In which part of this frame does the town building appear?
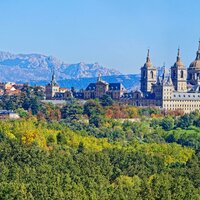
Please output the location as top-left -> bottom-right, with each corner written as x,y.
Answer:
44,41 -> 200,113
0,82 -> 22,96
83,74 -> 126,100
45,67 -> 72,100
121,41 -> 200,113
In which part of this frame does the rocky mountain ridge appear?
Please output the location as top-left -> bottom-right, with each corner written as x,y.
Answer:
0,51 -> 122,82
0,51 -> 140,90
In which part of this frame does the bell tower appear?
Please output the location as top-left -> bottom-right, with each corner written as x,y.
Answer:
171,48 -> 187,92
45,67 -> 60,100
141,49 -> 157,95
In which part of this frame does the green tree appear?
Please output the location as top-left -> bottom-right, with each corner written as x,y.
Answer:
61,102 -> 83,121
15,108 -> 28,118
83,100 -> 103,118
100,94 -> 113,106
161,117 -> 174,131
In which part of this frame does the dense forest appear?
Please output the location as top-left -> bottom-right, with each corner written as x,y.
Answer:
0,88 -> 199,199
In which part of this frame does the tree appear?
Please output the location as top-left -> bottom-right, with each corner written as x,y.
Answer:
83,100 -> 103,118
77,142 -> 84,153
61,102 -> 83,121
161,117 -> 174,131
89,115 -> 104,127
177,114 -> 192,129
100,94 -> 113,107
15,108 -> 28,118
30,97 -> 41,115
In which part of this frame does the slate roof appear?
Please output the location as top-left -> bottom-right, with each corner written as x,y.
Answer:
85,83 -> 96,91
108,83 -> 125,90
189,84 -> 200,93
86,82 -> 126,91
73,92 -> 84,99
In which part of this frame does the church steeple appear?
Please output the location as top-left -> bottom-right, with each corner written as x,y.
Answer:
196,40 -> 200,60
162,64 -> 166,80
45,66 -> 59,100
177,47 -> 180,62
146,49 -> 150,62
52,66 -> 56,83
171,47 -> 187,92
141,49 -> 157,94
143,49 -> 154,68
51,66 -> 58,86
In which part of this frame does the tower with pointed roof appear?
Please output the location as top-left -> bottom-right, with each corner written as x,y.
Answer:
45,67 -> 60,100
188,40 -> 200,85
140,49 -> 157,95
171,48 -> 187,92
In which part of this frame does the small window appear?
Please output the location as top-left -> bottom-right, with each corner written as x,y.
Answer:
181,70 -> 184,78
150,71 -> 154,79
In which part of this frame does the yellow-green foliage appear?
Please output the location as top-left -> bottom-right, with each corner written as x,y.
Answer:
125,141 -> 194,165
0,118 -> 112,151
139,143 -> 193,165
0,118 -> 194,165
112,175 -> 142,187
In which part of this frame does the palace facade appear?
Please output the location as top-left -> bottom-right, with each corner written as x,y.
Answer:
122,41 -> 200,113
45,41 -> 200,113
83,75 -> 126,100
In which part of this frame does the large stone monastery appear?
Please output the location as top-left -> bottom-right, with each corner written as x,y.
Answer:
122,41 -> 200,113
45,41 -> 200,113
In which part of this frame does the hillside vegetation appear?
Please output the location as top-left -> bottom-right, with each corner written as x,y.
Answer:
0,90 -> 199,199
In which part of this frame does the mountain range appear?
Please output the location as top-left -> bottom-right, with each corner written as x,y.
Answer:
0,51 -> 140,90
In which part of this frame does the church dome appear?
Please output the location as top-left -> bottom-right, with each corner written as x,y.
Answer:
189,41 -> 200,69
189,59 -> 200,69
143,49 -> 154,68
144,61 -> 153,68
174,48 -> 185,67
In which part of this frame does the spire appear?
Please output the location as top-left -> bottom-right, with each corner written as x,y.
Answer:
157,75 -> 160,85
198,39 -> 200,51
177,47 -> 180,62
167,70 -> 173,85
174,47 -> 184,67
196,40 -> 200,60
51,66 -> 58,86
143,49 -> 153,68
146,49 -> 150,62
162,64 -> 166,80
52,66 -> 56,82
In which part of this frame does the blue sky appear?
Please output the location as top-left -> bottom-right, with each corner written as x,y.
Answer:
0,0 -> 200,73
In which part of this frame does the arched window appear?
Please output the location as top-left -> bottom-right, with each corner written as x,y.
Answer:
150,71 -> 154,79
180,70 -> 184,78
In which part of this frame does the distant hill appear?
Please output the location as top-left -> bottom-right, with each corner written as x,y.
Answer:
0,51 -> 140,90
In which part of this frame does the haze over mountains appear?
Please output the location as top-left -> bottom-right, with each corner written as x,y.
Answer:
0,51 -> 140,90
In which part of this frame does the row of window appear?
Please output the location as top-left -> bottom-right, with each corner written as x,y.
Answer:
173,94 -> 200,98
165,103 -> 200,107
